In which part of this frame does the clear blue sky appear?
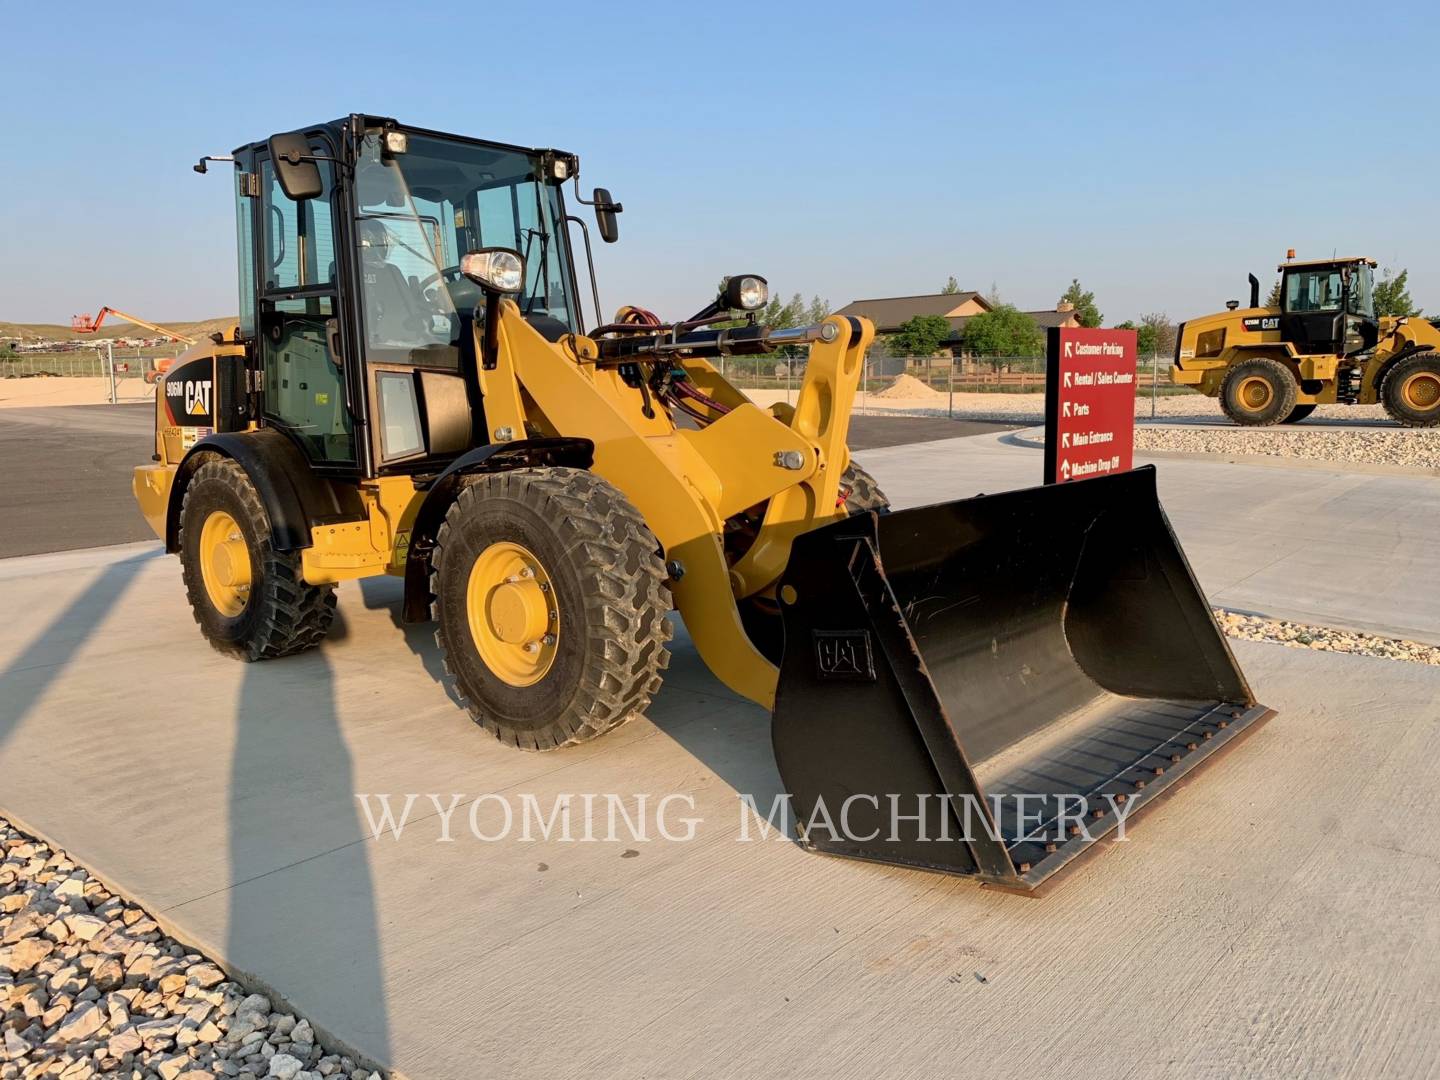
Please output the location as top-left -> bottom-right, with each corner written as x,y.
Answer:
6,0 -> 1438,326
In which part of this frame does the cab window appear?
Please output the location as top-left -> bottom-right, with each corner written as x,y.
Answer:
1285,269 -> 1343,313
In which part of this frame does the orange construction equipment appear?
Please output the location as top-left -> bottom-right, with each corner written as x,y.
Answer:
71,307 -> 197,345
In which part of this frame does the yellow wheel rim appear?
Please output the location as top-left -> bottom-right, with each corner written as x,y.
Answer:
1238,375 -> 1274,411
466,541 -> 559,687
199,510 -> 252,618
1401,371 -> 1440,411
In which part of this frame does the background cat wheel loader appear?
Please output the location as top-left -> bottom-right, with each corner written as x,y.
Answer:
1174,254 -> 1440,427
133,114 -> 1271,893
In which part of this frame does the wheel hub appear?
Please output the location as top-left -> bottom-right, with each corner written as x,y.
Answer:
1238,375 -> 1274,411
467,541 -> 559,686
199,510 -> 251,617
1402,371 -> 1440,411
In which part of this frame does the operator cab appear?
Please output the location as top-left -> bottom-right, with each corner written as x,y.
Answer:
223,115 -> 618,480
1277,256 -> 1378,357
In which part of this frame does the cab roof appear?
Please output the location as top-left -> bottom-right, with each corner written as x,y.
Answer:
1278,256 -> 1377,271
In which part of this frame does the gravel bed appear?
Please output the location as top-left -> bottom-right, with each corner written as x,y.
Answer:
1216,610 -> 1440,665
1135,426 -> 1439,469
746,388 -> 1393,425
0,818 -> 382,1080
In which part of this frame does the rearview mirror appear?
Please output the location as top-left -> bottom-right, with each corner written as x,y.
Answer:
267,132 -> 323,201
593,188 -> 621,244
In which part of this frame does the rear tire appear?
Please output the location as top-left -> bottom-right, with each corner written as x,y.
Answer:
1281,403 -> 1316,424
1380,352 -> 1440,427
431,468 -> 672,751
178,458 -> 337,661
1219,357 -> 1298,426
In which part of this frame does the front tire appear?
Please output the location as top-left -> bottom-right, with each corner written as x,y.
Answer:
432,468 -> 672,750
741,462 -> 890,663
1381,353 -> 1440,427
178,457 -> 337,660
1220,357 -> 1298,426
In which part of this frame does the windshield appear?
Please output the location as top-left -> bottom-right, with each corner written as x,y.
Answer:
353,130 -> 577,366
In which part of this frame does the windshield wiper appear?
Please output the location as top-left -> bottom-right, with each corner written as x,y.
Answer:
519,226 -> 550,317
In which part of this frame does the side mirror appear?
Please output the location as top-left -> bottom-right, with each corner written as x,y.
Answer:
267,132 -> 323,201
593,188 -> 621,244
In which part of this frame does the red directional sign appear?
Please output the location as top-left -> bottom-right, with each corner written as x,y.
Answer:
1043,326 -> 1137,485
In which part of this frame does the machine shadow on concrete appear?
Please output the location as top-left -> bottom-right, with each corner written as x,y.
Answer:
225,615 -> 392,1062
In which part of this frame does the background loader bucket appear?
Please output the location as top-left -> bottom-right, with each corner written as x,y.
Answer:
771,466 -> 1273,893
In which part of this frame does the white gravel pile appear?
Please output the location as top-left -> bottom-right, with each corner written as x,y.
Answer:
1216,609 -> 1440,665
0,818 -> 382,1080
1136,426 -> 1439,469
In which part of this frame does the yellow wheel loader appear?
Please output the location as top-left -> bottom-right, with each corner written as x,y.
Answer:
1173,255 -> 1440,426
133,115 -> 1271,892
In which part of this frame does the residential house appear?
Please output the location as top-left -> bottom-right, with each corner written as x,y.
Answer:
833,291 -> 1084,365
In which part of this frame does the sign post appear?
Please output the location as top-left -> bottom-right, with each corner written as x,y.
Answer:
1044,326 -> 1137,485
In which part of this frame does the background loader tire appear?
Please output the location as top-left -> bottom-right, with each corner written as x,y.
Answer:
1281,403 -> 1316,424
741,462 -> 891,663
1380,353 -> 1440,427
1219,357 -> 1298,426
432,468 -> 672,751
178,457 -> 337,661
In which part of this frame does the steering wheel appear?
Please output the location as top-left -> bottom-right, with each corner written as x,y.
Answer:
419,264 -> 465,303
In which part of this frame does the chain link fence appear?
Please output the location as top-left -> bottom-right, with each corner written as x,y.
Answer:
721,351 -> 1193,422
1,345 -> 179,403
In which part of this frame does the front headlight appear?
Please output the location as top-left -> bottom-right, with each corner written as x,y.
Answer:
461,248 -> 526,294
724,274 -> 769,312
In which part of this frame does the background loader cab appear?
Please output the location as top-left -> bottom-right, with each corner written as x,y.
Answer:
1173,253 -> 1440,427
1276,257 -> 1378,359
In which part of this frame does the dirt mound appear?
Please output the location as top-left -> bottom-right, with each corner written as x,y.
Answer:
871,373 -> 947,400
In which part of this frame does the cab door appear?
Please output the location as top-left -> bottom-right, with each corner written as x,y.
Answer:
254,140 -> 356,469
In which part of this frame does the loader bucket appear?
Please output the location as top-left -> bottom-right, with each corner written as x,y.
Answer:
771,466 -> 1273,894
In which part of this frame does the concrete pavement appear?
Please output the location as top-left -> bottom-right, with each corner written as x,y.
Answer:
863,431 -> 1440,646
1,438 -> 1438,1078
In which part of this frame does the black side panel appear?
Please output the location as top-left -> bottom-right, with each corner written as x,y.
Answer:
400,437 -> 595,622
166,430 -> 363,552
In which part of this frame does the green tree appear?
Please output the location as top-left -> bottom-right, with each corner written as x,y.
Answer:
1060,278 -> 1102,327
962,304 -> 1044,365
1374,267 -> 1422,318
1265,278 -> 1283,308
804,294 -> 831,325
940,276 -> 961,295
1139,312 -> 1175,357
890,314 -> 953,358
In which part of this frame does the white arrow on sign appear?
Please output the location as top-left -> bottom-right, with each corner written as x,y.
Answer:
1060,460 -> 1072,481
1063,371 -> 1072,388
1062,401 -> 1071,417
1064,341 -> 1073,358
1061,432 -> 1070,448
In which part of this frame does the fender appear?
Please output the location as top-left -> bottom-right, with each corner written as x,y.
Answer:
165,430 -> 363,553
401,437 -> 594,622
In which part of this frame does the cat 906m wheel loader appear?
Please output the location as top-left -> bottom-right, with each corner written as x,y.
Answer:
134,115 -> 1271,893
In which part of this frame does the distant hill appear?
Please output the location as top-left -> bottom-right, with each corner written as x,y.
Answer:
0,317 -> 238,343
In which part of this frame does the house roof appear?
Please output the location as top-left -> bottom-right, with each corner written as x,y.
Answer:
1024,308 -> 1081,329
833,292 -> 988,331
